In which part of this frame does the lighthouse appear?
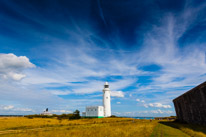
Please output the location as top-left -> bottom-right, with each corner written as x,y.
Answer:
103,82 -> 111,117
82,81 -> 112,118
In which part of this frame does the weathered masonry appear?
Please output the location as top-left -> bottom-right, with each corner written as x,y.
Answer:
173,81 -> 206,125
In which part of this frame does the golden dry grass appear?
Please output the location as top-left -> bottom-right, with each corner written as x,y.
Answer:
0,117 -> 157,137
1,117 -> 206,137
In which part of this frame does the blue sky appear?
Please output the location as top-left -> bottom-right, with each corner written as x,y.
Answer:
0,0 -> 206,116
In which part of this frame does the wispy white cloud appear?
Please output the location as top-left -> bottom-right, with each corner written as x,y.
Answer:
115,109 -> 174,117
45,79 -> 135,95
111,91 -> 124,98
51,109 -> 72,114
0,105 -> 33,112
136,99 -> 140,102
133,4 -> 206,107
147,103 -> 171,109
50,90 -> 71,95
144,104 -> 149,108
136,99 -> 145,103
14,108 -> 33,112
1,105 -> 14,110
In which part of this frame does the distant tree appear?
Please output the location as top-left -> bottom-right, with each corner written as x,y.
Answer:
25,114 -> 53,119
110,115 -> 117,118
73,110 -> 80,115
72,110 -> 81,119
25,110 -> 81,120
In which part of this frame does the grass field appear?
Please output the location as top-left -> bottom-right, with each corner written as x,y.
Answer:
0,117 -> 205,137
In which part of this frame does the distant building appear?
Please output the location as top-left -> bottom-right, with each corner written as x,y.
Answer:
85,106 -> 104,118
82,82 -> 111,118
173,81 -> 206,125
41,108 -> 53,116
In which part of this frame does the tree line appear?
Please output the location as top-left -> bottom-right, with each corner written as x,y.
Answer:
25,110 -> 80,120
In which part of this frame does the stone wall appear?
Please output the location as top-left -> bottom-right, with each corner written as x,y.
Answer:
173,81 -> 206,125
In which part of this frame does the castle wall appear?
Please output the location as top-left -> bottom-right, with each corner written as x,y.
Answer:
173,81 -> 206,125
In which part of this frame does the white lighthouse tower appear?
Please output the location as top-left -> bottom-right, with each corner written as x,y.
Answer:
103,82 -> 111,117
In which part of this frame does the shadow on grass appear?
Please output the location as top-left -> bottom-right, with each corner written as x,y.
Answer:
159,121 -> 206,135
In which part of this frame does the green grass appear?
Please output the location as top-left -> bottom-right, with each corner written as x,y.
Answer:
150,123 -> 190,137
159,121 -> 206,137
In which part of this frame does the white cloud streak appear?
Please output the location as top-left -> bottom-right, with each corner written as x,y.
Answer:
144,103 -> 172,109
0,105 -> 33,112
51,110 -> 72,114
116,109 -> 174,116
136,99 -> 145,103
1,105 -> 14,110
111,91 -> 124,98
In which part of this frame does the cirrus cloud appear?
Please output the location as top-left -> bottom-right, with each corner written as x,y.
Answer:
111,91 -> 124,98
144,103 -> 172,109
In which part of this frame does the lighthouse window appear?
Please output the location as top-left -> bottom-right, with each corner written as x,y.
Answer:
104,85 -> 109,88
106,97 -> 108,99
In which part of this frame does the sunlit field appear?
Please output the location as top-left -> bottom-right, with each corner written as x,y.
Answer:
0,117 -> 157,137
0,117 -> 205,137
